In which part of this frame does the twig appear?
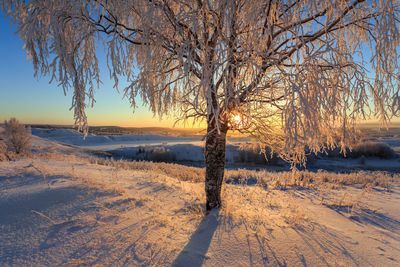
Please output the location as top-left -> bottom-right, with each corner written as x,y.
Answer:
25,162 -> 51,189
31,209 -> 57,225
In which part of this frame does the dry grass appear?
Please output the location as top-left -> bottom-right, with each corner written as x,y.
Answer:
221,184 -> 309,233
30,149 -> 398,193
25,162 -> 51,188
319,189 -> 372,219
225,168 -> 398,191
280,200 -> 308,226
30,151 -> 205,182
24,148 -> 399,232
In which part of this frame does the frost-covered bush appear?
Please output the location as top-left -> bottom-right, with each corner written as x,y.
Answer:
145,146 -> 177,162
235,143 -> 280,165
4,118 -> 32,155
0,142 -> 8,161
349,141 -> 397,159
321,147 -> 345,158
0,141 -> 18,161
320,141 -> 397,159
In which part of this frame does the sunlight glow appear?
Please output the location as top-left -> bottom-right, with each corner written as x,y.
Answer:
233,115 -> 241,124
230,112 -> 244,130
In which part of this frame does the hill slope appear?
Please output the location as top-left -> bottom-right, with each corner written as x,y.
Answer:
1,135 -> 400,266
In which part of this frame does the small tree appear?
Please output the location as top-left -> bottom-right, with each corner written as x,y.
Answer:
2,0 -> 400,211
4,118 -> 32,155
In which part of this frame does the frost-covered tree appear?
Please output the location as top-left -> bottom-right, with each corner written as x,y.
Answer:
2,0 -> 400,211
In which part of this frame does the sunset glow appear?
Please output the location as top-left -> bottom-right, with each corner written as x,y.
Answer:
233,115 -> 241,124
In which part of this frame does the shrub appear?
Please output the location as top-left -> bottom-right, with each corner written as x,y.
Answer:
145,146 -> 177,162
235,142 -> 280,165
0,141 -> 19,161
0,142 -> 8,161
350,141 -> 396,159
3,118 -> 32,155
320,141 -> 397,159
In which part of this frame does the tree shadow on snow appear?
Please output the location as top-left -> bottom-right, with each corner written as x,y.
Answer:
172,209 -> 219,267
325,205 -> 400,240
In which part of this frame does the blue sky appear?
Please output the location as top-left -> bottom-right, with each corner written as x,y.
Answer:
0,14 -> 175,127
1,13 -> 399,127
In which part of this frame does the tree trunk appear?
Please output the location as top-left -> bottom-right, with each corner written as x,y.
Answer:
204,125 -> 227,211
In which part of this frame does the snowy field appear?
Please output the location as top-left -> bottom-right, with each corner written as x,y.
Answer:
1,128 -> 400,266
31,128 -> 205,150
32,127 -> 400,172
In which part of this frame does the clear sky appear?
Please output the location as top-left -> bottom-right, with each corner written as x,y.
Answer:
0,14 -> 178,127
1,14 -> 399,128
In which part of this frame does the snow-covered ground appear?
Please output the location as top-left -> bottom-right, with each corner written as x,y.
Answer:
31,128 -> 247,163
32,127 -> 400,173
31,128 -> 204,149
31,128 -> 267,166
1,130 -> 400,266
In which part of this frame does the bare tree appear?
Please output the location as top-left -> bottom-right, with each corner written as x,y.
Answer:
2,0 -> 400,211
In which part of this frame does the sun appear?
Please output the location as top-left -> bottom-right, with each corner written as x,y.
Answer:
230,113 -> 243,129
233,114 -> 241,124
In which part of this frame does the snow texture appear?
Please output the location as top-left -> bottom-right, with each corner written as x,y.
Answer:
1,130 -> 400,266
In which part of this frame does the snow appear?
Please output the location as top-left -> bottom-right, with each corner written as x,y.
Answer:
1,130 -> 400,266
31,128 -> 202,148
31,128 -> 400,173
31,128 -> 249,165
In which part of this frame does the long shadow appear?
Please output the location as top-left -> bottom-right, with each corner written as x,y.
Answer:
172,209 -> 220,267
323,204 -> 400,231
